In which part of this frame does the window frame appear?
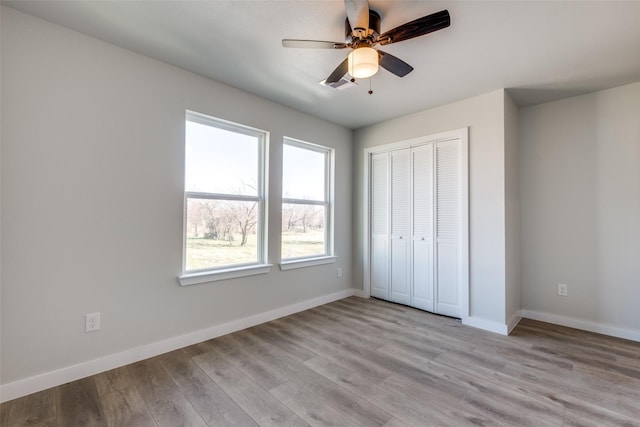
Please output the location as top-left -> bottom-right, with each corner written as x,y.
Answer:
179,111 -> 271,286
280,137 -> 336,270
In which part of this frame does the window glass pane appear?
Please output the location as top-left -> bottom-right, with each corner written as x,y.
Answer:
185,120 -> 258,196
283,144 -> 325,200
281,203 -> 325,259
185,198 -> 259,271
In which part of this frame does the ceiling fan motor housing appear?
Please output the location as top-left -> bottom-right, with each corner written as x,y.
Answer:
345,10 -> 381,45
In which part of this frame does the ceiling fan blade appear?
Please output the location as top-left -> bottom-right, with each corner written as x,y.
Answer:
378,10 -> 450,46
345,0 -> 369,37
282,39 -> 348,49
378,50 -> 414,77
326,57 -> 349,84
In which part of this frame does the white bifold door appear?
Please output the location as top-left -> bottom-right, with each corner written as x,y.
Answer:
369,135 -> 467,318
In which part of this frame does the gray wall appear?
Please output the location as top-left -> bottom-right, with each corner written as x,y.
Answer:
519,82 -> 640,331
353,90 -> 508,325
1,7 -> 353,384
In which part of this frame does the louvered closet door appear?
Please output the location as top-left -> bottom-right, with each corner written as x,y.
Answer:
435,140 -> 461,317
370,152 -> 390,300
390,149 -> 411,305
411,144 -> 434,312
368,133 -> 465,318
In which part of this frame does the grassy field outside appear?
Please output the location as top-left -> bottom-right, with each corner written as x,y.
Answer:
186,234 -> 258,270
281,230 -> 324,260
185,230 -> 324,270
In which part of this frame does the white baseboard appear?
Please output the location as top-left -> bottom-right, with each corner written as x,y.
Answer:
462,316 -> 509,335
352,288 -> 368,298
0,288 -> 356,403
520,310 -> 640,343
14,293 -> 635,403
507,310 -> 523,334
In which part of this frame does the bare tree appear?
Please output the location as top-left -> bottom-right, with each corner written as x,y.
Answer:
234,202 -> 257,246
299,204 -> 323,233
281,204 -> 323,233
282,204 -> 300,231
188,183 -> 259,247
187,199 -> 217,238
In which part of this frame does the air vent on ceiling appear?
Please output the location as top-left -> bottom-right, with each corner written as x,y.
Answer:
320,76 -> 357,90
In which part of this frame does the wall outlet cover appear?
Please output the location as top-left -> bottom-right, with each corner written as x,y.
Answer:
557,283 -> 568,297
85,312 -> 101,332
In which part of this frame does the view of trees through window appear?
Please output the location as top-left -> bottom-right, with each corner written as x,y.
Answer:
184,115 -> 264,272
281,140 -> 332,260
281,203 -> 325,259
183,113 -> 333,272
185,199 -> 259,270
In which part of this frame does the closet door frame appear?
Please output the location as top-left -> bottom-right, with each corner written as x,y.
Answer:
363,127 -> 469,320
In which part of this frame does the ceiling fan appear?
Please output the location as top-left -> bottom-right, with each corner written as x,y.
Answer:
282,0 -> 450,84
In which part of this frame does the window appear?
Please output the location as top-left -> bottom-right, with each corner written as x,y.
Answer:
180,111 -> 269,285
281,138 -> 335,269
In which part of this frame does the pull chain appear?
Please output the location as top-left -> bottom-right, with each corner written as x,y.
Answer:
368,77 -> 373,95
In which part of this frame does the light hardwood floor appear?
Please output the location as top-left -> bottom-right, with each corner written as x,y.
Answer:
2,296 -> 639,426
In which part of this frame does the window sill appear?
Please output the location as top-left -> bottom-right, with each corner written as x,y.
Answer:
279,256 -> 337,271
179,264 -> 272,286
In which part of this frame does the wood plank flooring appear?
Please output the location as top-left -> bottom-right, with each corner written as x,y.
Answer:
2,296 -> 639,426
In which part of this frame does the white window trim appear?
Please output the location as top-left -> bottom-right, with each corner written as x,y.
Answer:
179,263 -> 273,286
280,137 -> 335,268
279,256 -> 337,271
181,111 -> 269,283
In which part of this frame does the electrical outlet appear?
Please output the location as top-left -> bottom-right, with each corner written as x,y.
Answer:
85,312 -> 101,332
557,283 -> 568,297
337,267 -> 343,278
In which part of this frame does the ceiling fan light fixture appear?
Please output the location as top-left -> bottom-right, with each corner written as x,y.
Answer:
348,47 -> 378,79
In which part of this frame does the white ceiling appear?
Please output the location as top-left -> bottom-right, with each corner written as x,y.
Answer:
4,0 -> 640,129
